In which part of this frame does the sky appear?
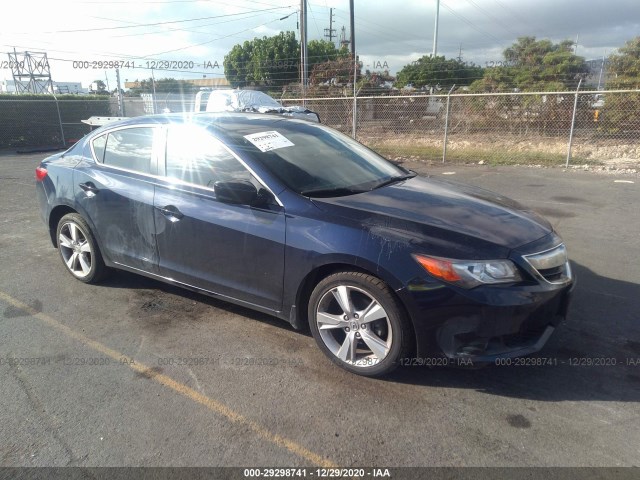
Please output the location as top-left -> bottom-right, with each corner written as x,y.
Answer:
0,0 -> 638,89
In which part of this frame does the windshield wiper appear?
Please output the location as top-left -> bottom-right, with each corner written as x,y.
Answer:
300,186 -> 367,198
371,173 -> 416,190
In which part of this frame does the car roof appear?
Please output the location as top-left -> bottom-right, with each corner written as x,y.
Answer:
84,112 -> 319,145
89,112 -> 289,130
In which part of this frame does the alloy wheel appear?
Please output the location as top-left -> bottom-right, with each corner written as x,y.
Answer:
315,284 -> 393,367
58,221 -> 93,278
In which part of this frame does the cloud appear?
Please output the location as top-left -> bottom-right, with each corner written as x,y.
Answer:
0,0 -> 637,86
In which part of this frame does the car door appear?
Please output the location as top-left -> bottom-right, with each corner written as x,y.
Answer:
153,124 -> 286,312
74,125 -> 162,273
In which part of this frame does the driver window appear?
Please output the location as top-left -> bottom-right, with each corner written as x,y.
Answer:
165,125 -> 254,189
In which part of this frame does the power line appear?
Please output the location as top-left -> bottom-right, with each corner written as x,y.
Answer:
491,0 -> 531,28
439,0 -> 502,44
463,0 -> 520,38
307,2 -> 323,39
144,11 -> 298,57
0,13 -> 300,69
96,11 -> 285,39
72,0 -> 291,7
330,8 -> 498,53
41,6 -> 295,34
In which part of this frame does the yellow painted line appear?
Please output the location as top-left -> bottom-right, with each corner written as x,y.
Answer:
0,290 -> 336,468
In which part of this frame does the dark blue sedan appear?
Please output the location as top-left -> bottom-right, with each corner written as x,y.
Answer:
35,113 -> 573,376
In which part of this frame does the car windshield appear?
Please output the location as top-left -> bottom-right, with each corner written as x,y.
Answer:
235,91 -> 282,109
216,118 -> 408,197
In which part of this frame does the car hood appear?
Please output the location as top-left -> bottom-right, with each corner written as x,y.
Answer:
312,175 -> 553,257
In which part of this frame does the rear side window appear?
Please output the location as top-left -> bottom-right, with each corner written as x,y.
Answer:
92,134 -> 107,162
101,127 -> 155,174
165,125 -> 252,189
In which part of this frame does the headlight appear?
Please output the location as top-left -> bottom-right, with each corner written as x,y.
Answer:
412,254 -> 522,288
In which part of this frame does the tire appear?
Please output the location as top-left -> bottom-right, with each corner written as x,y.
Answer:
56,213 -> 108,284
308,271 -> 412,376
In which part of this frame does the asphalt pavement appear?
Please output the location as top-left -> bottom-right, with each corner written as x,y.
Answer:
0,153 -> 638,469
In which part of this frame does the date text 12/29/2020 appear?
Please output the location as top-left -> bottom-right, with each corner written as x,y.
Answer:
71,60 -> 221,70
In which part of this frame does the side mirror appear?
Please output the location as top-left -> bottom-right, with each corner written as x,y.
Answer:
213,181 -> 258,205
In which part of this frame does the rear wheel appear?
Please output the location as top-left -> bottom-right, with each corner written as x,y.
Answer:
308,271 -> 412,376
56,213 -> 107,284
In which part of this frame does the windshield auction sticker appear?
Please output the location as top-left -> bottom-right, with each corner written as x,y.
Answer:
244,131 -> 294,152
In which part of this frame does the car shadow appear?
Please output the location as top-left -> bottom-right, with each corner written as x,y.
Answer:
100,269 -> 301,334
101,261 -> 639,402
385,261 -> 640,402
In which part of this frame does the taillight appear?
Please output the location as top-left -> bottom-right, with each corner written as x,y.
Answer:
35,166 -> 48,181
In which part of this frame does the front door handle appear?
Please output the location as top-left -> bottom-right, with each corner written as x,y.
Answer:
79,182 -> 99,196
156,205 -> 184,222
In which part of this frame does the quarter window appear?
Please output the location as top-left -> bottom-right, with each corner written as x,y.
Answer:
165,125 -> 253,189
92,134 -> 107,162
102,127 -> 156,174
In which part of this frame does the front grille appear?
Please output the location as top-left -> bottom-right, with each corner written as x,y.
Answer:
523,244 -> 572,285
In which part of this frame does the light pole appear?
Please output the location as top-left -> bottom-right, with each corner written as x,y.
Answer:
151,68 -> 157,114
432,0 -> 440,57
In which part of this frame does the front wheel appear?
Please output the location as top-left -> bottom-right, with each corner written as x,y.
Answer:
308,271 -> 412,376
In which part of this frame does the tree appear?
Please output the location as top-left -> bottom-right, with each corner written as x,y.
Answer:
307,40 -> 349,74
395,55 -> 483,89
606,36 -> 640,89
91,80 -> 109,95
602,37 -> 640,132
470,37 -> 588,92
223,33 -> 349,88
224,31 -> 299,88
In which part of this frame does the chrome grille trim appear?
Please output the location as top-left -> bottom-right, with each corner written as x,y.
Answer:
523,244 -> 572,285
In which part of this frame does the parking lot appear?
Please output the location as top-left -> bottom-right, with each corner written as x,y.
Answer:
0,153 -> 638,468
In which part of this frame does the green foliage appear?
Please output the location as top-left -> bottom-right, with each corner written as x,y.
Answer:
606,36 -> 640,89
307,40 -> 349,73
223,33 -> 349,88
602,37 -> 640,132
224,31 -> 299,87
395,55 -> 483,89
90,79 -> 109,95
470,37 -> 588,92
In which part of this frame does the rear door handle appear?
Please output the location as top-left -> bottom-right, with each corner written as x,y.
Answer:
79,182 -> 99,196
156,205 -> 184,222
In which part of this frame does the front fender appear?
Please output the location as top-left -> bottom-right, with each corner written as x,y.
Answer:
282,208 -> 426,329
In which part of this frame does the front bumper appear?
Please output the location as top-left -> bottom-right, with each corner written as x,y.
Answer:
399,268 -> 575,364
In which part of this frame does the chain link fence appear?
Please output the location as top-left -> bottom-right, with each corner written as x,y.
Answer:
1,90 -> 638,169
0,97 -> 110,150
285,90 -> 640,168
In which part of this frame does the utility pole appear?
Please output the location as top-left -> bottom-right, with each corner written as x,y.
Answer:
324,8 -> 336,45
349,0 -> 355,55
115,68 -> 125,117
597,51 -> 606,90
151,68 -> 157,114
300,0 -> 308,90
432,0 -> 440,57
